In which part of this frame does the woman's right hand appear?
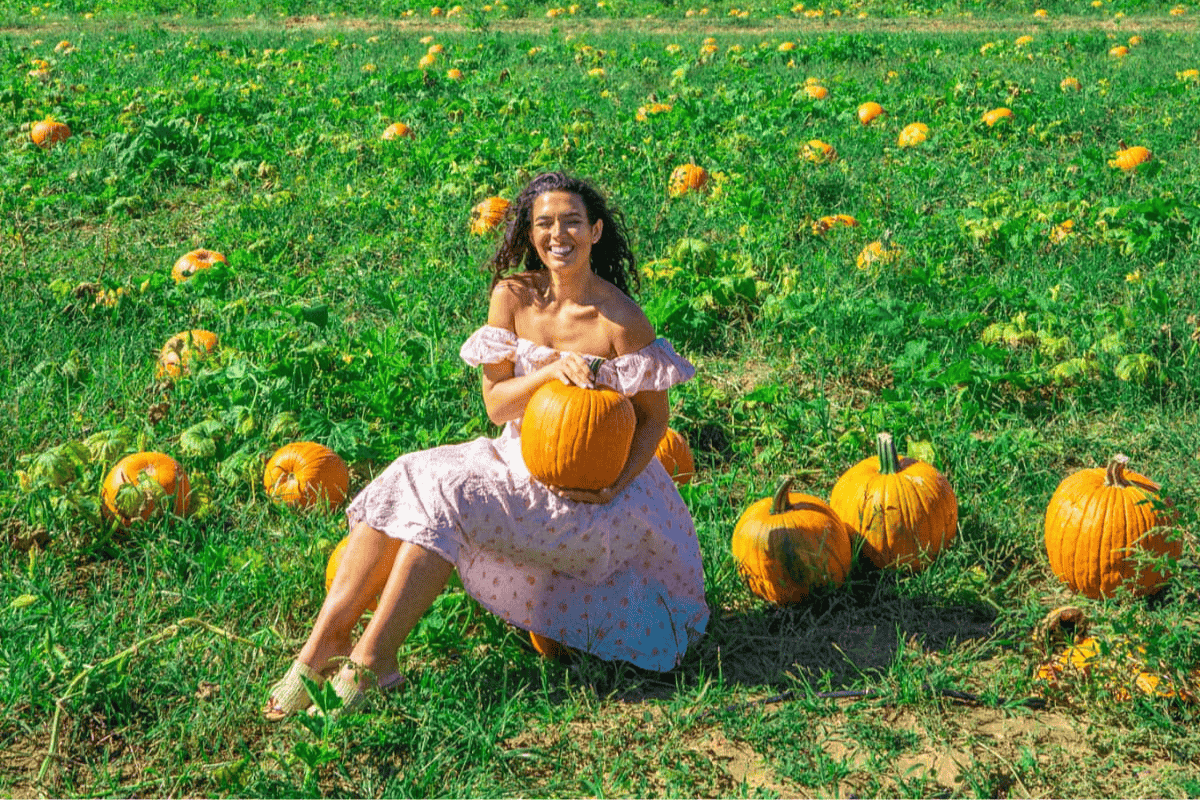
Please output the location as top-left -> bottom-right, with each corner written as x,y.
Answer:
540,352 -> 595,389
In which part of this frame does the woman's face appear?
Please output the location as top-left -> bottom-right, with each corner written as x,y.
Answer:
529,190 -> 603,273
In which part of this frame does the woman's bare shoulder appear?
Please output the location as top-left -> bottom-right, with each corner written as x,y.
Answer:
488,272 -> 543,327
602,287 -> 656,356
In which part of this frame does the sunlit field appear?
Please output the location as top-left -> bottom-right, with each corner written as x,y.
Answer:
3,0 -> 1199,795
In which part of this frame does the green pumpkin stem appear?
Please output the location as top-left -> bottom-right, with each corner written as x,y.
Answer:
771,477 -> 796,515
587,357 -> 605,381
876,432 -> 901,475
1104,453 -> 1131,488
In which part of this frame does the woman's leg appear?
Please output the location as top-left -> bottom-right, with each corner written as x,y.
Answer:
333,540 -> 455,689
264,521 -> 401,716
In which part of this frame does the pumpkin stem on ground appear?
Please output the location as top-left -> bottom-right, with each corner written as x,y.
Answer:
1104,453 -> 1132,487
771,477 -> 796,515
876,432 -> 901,475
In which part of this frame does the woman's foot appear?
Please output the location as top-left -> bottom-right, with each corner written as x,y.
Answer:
307,662 -> 406,718
262,660 -> 324,721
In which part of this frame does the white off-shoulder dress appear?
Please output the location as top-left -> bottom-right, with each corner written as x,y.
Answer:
344,325 -> 710,671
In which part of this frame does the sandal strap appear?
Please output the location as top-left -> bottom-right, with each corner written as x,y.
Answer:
266,660 -> 323,716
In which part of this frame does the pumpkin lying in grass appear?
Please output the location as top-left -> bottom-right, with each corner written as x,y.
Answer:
1108,145 -> 1152,171
668,164 -> 709,198
101,451 -> 192,526
31,118 -> 71,148
897,122 -> 929,148
521,364 -> 635,491
857,101 -> 884,125
155,330 -> 218,380
382,122 -> 415,140
172,249 -> 227,283
470,196 -> 510,235
731,478 -> 852,605
264,442 -> 351,509
655,428 -> 695,485
828,432 -> 957,572
981,107 -> 1013,126
1044,454 -> 1179,599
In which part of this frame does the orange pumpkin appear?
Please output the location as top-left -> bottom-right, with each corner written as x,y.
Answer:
897,122 -> 929,148
101,451 -> 192,526
530,632 -> 574,661
155,330 -> 218,380
802,139 -> 836,163
1108,145 -> 1152,171
172,249 -> 227,283
655,428 -> 695,485
731,478 -> 852,605
668,164 -> 709,198
1044,454 -> 1180,599
31,118 -> 71,149
804,84 -> 829,100
828,432 -> 958,571
1060,76 -> 1081,91
382,122 -> 415,140
856,240 -> 902,270
982,107 -> 1013,126
325,536 -> 379,611
857,101 -> 884,125
520,372 -> 636,492
812,214 -> 859,235
264,442 -> 351,509
470,196 -> 510,235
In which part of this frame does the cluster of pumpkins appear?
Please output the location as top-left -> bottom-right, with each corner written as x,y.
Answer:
99,249 -> 354,528
730,433 -> 1181,605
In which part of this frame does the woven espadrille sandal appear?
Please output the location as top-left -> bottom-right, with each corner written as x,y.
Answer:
307,669 -> 406,718
263,660 -> 323,721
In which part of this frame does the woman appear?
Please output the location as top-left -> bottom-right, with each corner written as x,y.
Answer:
263,172 -> 709,719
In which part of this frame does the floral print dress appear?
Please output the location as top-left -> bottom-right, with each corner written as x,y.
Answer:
344,325 -> 709,671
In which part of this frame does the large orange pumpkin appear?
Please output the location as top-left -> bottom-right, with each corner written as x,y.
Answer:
731,478 -> 852,605
668,164 -> 709,198
828,432 -> 957,571
520,374 -> 636,492
155,329 -> 218,380
101,451 -> 192,526
1044,454 -> 1180,599
31,118 -> 71,148
325,536 -> 379,611
655,427 -> 695,485
264,442 -> 350,509
172,249 -> 227,283
469,196 -> 510,235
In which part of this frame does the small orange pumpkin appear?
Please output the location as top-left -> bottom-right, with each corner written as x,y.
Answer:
856,240 -> 902,270
655,428 -> 695,485
31,118 -> 71,149
668,164 -> 709,198
470,196 -> 510,235
101,451 -> 192,526
1044,454 -> 1180,599
264,442 -> 351,509
731,478 -> 852,605
828,432 -> 958,571
172,249 -> 227,283
812,214 -> 859,235
521,369 -> 636,491
802,139 -> 836,163
325,536 -> 379,611
857,101 -> 884,125
804,84 -> 829,100
1060,76 -> 1081,91
155,330 -> 218,380
982,107 -> 1013,126
1108,145 -> 1152,171
382,122 -> 415,140
897,122 -> 930,148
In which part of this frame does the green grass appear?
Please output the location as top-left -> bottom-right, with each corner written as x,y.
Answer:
3,3 -> 1200,797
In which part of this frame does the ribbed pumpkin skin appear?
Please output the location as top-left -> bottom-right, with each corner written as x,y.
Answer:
264,442 -> 350,509
101,451 -> 191,526
1044,455 -> 1179,599
470,196 -> 510,234
829,433 -> 957,571
521,382 -> 635,491
668,164 -> 709,198
172,249 -> 227,283
31,119 -> 71,148
325,536 -> 379,610
655,427 -> 695,485
731,480 -> 852,606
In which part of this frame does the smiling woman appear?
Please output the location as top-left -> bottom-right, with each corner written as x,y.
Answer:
262,171 -> 709,721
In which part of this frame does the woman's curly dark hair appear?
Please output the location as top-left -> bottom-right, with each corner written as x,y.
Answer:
487,172 -> 639,297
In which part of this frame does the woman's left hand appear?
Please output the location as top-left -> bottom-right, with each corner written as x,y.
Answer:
550,484 -> 621,505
